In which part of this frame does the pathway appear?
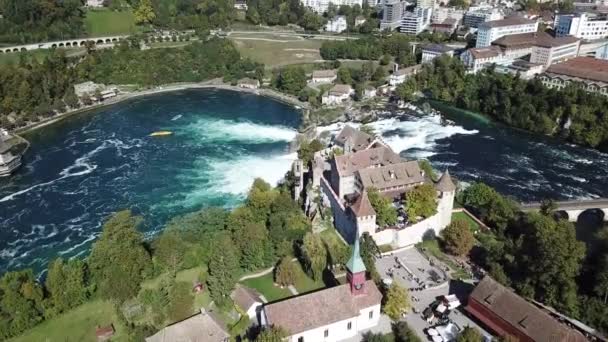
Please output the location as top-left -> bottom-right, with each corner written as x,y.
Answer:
287,285 -> 299,295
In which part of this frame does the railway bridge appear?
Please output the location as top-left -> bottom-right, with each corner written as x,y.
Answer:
0,35 -> 128,54
521,198 -> 608,222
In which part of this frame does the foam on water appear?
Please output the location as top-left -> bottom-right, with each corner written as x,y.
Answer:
185,118 -> 298,143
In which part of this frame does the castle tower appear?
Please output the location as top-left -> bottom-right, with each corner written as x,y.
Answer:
346,236 -> 367,296
435,169 -> 456,229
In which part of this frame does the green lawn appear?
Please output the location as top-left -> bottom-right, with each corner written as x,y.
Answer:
293,262 -> 325,294
85,9 -> 139,36
241,272 -> 292,302
452,211 -> 481,232
230,33 -> 323,68
9,300 -> 127,342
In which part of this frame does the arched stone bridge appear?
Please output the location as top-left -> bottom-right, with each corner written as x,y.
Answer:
0,35 -> 128,54
521,198 -> 608,222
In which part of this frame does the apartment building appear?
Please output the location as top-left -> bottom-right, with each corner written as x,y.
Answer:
431,7 -> 465,24
400,7 -> 433,35
555,12 -> 608,40
380,0 -> 408,30
463,7 -> 503,28
476,16 -> 539,47
530,34 -> 580,67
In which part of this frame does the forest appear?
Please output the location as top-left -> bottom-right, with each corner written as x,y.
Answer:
0,37 -> 262,129
0,0 -> 86,44
399,55 -> 608,152
457,182 -> 608,334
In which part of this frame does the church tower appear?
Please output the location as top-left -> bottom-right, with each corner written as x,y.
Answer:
346,236 -> 367,296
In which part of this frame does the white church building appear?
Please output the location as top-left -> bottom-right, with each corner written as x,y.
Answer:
261,238 -> 382,342
313,125 -> 456,247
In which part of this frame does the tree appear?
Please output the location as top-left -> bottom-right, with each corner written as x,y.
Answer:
152,230 -> 186,273
134,0 -> 156,24
367,188 -> 398,227
595,255 -> 608,304
273,66 -> 307,95
207,232 -> 241,307
362,332 -> 392,342
393,321 -> 421,342
275,257 -> 298,286
301,232 -> 327,280
235,222 -> 274,271
405,184 -> 437,223
359,125 -> 375,136
45,258 -> 88,315
539,198 -> 557,216
88,210 -> 151,302
0,270 -> 45,337
441,219 -> 475,256
337,67 -> 353,84
519,213 -> 586,316
396,77 -> 417,102
418,159 -> 437,181
456,327 -> 483,342
256,325 -> 288,341
382,283 -> 410,320
298,139 -> 324,164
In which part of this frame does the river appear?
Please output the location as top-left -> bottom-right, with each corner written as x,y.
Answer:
1,89 -> 607,275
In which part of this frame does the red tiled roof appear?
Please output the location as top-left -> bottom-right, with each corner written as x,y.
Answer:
351,191 -> 376,217
467,277 -> 587,342
545,57 -> 608,84
334,146 -> 402,177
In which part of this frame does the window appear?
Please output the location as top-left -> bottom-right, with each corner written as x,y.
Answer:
369,310 -> 374,319
324,329 -> 329,338
347,322 -> 352,330
298,337 -> 304,342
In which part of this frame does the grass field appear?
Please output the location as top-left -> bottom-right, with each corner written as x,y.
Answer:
452,211 -> 481,232
230,33 -> 323,67
9,300 -> 127,342
85,9 -> 139,36
241,272 -> 292,302
418,239 -> 469,279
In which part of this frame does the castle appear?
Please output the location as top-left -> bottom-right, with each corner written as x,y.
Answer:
308,125 -> 456,248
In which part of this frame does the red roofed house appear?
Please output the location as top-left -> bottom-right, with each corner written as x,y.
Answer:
466,277 -> 587,342
261,238 -> 382,342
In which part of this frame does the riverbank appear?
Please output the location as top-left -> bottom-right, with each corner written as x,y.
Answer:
15,80 -> 309,135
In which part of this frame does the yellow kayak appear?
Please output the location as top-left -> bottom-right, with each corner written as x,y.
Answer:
150,131 -> 173,137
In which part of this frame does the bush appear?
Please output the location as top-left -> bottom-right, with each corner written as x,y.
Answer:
441,219 -> 475,256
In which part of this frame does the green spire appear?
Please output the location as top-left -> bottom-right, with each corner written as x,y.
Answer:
346,236 -> 367,274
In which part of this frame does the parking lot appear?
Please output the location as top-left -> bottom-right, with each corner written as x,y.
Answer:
375,247 -> 492,340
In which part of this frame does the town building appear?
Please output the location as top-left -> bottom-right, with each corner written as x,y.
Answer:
578,39 -> 608,58
234,0 -> 248,10
318,125 -> 456,248
421,44 -> 455,63
300,0 -> 363,13
312,69 -> 338,83
476,16 -> 538,47
466,277 -> 587,342
431,7 -> 465,24
322,84 -> 354,105
237,78 -> 260,90
231,285 -> 264,320
555,12 -> 608,40
495,60 -> 544,79
400,7 -> 433,35
332,125 -> 388,154
85,0 -> 104,7
530,34 -> 580,67
539,56 -> 608,95
261,238 -> 382,342
431,18 -> 459,34
326,16 -> 348,32
417,0 -> 434,8
389,64 -> 422,86
146,308 -> 229,342
463,7 -> 503,28
381,0 -> 408,30
460,46 -> 504,73
0,138 -> 21,177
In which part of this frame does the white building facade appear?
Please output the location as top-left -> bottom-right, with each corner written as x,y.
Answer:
326,16 -> 348,32
555,13 -> 608,40
381,0 -> 408,30
301,0 -> 363,13
476,17 -> 538,47
463,8 -> 503,28
530,36 -> 580,67
400,7 -> 433,35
